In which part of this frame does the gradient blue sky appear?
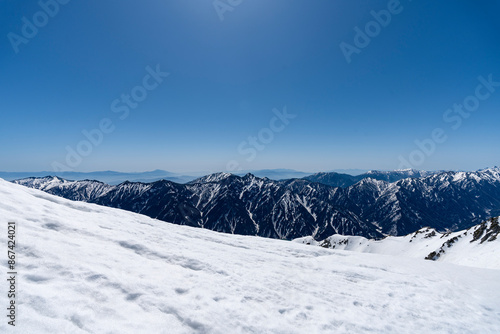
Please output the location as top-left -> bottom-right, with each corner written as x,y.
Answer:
1,0 -> 500,173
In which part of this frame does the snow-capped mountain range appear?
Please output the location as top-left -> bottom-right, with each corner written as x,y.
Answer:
0,169 -> 196,185
0,168 -> 311,185
1,178 -> 499,333
13,167 -> 500,240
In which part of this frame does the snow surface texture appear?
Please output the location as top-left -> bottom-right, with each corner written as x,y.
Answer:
294,222 -> 500,270
1,179 -> 500,333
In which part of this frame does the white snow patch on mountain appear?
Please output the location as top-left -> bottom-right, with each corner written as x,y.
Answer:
295,223 -> 500,270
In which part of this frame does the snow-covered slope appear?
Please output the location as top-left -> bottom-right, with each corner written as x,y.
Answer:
294,219 -> 500,269
1,179 -> 500,333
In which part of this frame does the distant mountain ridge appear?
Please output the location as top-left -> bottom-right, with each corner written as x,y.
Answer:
13,167 -> 500,241
0,168 -> 445,186
0,169 -> 195,185
0,168 -> 311,185
302,169 -> 438,187
234,169 -> 311,180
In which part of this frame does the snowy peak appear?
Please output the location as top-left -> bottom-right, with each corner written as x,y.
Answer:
14,175 -> 68,190
14,177 -> 113,202
354,177 -> 389,188
188,172 -> 234,184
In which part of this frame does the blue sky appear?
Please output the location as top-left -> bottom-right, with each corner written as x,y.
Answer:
1,0 -> 500,173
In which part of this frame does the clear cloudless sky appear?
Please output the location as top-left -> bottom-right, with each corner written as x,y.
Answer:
1,0 -> 500,173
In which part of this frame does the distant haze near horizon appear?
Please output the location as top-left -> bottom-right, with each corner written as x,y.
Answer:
2,166 -> 497,186
0,168 -> 349,184
1,166 -> 495,175
2,1 -> 499,172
